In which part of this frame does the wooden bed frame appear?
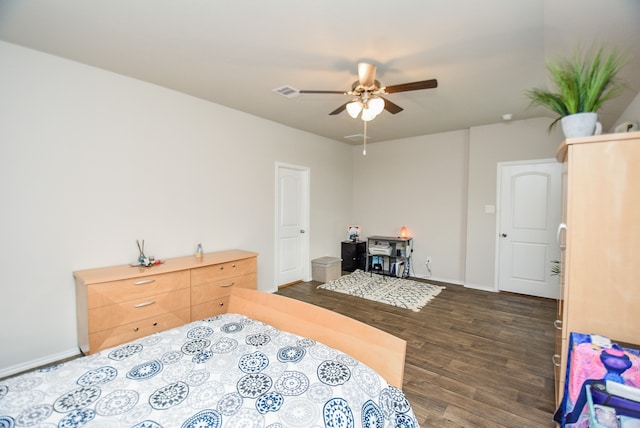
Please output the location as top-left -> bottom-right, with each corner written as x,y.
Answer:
227,287 -> 407,388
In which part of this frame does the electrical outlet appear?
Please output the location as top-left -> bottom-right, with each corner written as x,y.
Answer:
426,256 -> 432,264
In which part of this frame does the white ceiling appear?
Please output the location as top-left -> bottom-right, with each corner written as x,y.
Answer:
1,0 -> 639,144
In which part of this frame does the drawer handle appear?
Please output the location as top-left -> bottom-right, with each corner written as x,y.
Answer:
153,322 -> 158,326
220,282 -> 235,288
552,354 -> 561,367
134,327 -> 139,332
134,279 -> 156,285
554,319 -> 562,330
556,223 -> 567,250
232,264 -> 236,268
134,301 -> 156,308
219,302 -> 225,306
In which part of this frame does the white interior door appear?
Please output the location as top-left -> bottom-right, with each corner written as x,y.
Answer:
275,163 -> 309,287
497,160 -> 561,298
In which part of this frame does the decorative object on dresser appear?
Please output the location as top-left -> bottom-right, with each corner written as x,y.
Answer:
366,235 -> 413,278
73,249 -> 257,355
133,239 -> 162,267
553,131 -> 640,406
525,46 -> 627,139
318,269 -> 444,312
341,240 -> 366,272
347,224 -> 360,241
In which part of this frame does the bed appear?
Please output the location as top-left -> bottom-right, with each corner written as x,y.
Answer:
0,288 -> 419,427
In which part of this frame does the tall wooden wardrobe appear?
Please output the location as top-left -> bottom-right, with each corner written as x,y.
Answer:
554,131 -> 640,404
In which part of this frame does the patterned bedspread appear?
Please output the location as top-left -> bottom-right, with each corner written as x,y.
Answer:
0,313 -> 419,427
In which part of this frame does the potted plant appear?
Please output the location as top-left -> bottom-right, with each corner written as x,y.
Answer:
526,46 -> 627,138
550,260 -> 561,276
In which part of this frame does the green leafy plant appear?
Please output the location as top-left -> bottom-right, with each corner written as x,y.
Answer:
526,47 -> 627,130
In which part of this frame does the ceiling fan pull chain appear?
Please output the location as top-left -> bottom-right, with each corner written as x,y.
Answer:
363,121 -> 367,156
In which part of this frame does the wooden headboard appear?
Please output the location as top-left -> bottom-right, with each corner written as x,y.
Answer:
227,287 -> 406,388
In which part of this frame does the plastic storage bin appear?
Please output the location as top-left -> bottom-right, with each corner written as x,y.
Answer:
587,383 -> 640,428
311,257 -> 342,283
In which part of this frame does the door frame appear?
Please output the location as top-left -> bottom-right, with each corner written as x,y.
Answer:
273,162 -> 311,289
493,158 -> 559,293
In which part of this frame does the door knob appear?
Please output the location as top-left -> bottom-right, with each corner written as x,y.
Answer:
501,233 -> 507,238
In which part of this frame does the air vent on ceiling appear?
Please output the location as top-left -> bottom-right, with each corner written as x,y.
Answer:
273,85 -> 300,98
344,133 -> 371,141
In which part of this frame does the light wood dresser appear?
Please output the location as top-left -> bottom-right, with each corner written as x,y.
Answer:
74,249 -> 258,354
554,131 -> 640,404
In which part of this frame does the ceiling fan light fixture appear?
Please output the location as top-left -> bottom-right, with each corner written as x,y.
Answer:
300,61 -> 437,124
346,100 -> 363,118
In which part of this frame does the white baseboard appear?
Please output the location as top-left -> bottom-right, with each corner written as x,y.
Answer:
411,273 -> 498,293
0,347 -> 81,379
411,273 -> 464,286
463,282 -> 498,293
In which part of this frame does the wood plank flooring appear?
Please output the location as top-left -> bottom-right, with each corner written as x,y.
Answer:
277,275 -> 558,427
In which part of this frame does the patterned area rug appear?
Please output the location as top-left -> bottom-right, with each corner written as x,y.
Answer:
317,269 -> 445,312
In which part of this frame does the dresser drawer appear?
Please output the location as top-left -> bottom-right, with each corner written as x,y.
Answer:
88,288 -> 190,333
191,296 -> 230,321
89,308 -> 190,353
191,272 -> 256,303
87,270 -> 190,309
191,257 -> 256,285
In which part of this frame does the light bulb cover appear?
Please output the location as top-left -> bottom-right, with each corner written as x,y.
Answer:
369,97 -> 385,115
361,106 -> 376,121
346,100 -> 363,118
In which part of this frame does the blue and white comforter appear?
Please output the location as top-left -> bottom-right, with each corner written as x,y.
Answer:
0,313 -> 419,427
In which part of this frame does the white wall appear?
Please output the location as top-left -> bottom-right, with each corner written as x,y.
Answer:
611,90 -> 640,132
352,118 -> 562,288
352,131 -> 469,283
0,41 -> 353,374
464,118 -> 562,290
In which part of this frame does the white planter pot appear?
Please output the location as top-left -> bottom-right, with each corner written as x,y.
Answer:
561,112 -> 603,138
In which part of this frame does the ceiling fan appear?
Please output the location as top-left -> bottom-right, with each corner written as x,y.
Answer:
299,62 -> 438,121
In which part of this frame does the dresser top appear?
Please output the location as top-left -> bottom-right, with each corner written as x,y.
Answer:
555,130 -> 640,162
74,249 -> 258,284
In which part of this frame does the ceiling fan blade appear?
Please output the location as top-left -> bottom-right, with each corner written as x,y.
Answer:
329,102 -> 348,115
358,63 -> 377,88
299,90 -> 347,94
381,97 -> 404,114
384,79 -> 438,93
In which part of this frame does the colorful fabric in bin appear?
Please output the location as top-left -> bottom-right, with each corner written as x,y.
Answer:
554,332 -> 640,427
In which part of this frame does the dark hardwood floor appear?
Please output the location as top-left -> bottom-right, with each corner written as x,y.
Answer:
277,275 -> 558,427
